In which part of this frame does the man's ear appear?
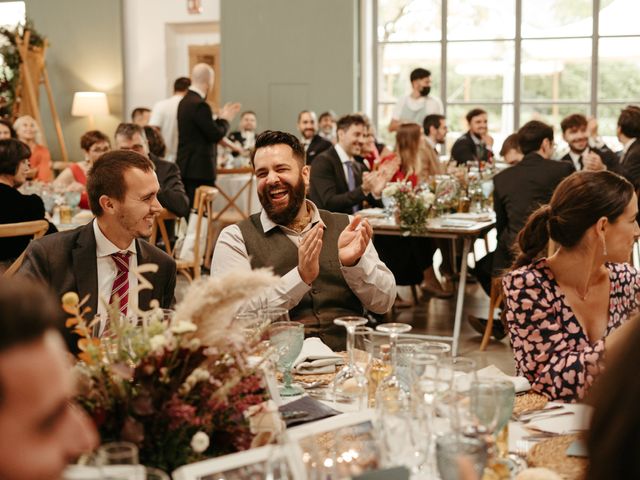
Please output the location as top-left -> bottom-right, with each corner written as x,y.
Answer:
99,195 -> 116,215
301,164 -> 311,186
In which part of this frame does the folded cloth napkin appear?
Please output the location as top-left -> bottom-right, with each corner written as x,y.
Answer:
279,395 -> 341,427
293,337 -> 344,375
476,364 -> 531,393
64,465 -> 146,479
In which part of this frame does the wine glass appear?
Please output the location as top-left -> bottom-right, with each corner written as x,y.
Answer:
268,321 -> 304,397
375,323 -> 412,412
96,442 -> 143,480
470,380 -> 501,437
333,316 -> 369,408
259,307 -> 290,326
436,433 -> 487,480
494,380 -> 516,459
415,340 -> 451,359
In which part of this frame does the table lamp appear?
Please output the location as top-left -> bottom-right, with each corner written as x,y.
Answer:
71,92 -> 109,129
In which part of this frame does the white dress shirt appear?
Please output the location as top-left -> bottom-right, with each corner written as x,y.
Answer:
149,94 -> 182,162
93,220 -> 138,318
568,150 -> 584,171
211,200 -> 396,314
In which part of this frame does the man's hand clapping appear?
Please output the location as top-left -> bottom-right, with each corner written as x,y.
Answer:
298,223 -> 324,285
218,102 -> 242,122
338,216 -> 372,267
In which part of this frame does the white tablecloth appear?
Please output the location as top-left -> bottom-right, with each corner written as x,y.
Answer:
214,174 -> 260,215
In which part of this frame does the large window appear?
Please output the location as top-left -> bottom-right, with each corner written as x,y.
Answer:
373,0 -> 640,152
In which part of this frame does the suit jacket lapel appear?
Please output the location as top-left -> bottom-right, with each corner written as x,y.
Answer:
72,223 -> 99,314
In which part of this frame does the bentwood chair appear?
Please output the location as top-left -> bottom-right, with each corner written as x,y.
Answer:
0,219 -> 50,277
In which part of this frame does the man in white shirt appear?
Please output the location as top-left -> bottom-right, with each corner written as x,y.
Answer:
212,130 -> 396,349
19,150 -> 177,350
149,77 -> 191,163
388,67 -> 444,133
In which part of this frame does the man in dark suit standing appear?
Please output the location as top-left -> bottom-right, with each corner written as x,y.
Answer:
617,106 -> 640,189
309,114 -> 388,214
297,110 -> 332,165
19,150 -> 177,346
450,108 -> 494,165
559,113 -> 620,173
115,123 -> 190,219
177,63 -> 240,204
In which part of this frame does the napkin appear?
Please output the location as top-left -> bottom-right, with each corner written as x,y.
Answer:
293,337 -> 344,374
63,465 -> 145,480
527,403 -> 593,434
476,364 -> 531,393
279,395 -> 341,427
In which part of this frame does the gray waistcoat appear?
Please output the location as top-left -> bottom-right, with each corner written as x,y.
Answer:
238,209 -> 363,349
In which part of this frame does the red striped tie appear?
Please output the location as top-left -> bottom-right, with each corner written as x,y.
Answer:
110,252 -> 131,315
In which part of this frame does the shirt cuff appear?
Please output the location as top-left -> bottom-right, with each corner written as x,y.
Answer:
280,267 -> 312,302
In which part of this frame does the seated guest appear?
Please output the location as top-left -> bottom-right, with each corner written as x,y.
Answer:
0,277 -> 98,479
131,107 -> 151,127
318,110 -> 337,144
560,113 -> 619,172
450,108 -> 494,166
228,110 -> 258,157
0,119 -> 16,140
13,115 -> 52,182
116,123 -> 190,219
309,114 -> 389,214
423,113 -> 448,169
212,131 -> 396,349
297,110 -> 332,165
503,171 -> 640,402
19,150 -> 176,332
617,105 -> 640,190
499,133 -> 523,165
0,139 -> 56,267
53,130 -> 111,209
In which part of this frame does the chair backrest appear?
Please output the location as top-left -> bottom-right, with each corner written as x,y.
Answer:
212,167 -> 255,221
0,219 -> 50,277
150,208 -> 178,256
191,186 -> 218,266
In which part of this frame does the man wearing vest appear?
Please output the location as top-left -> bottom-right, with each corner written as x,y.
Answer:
212,130 -> 396,349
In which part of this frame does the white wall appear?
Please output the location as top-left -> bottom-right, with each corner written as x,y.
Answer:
123,0 -> 220,118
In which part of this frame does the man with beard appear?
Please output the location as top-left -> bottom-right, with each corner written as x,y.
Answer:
211,130 -> 396,349
297,110 -> 332,165
451,108 -> 494,166
559,113 -> 619,173
309,114 -> 390,214
18,151 -> 176,351
388,68 -> 443,133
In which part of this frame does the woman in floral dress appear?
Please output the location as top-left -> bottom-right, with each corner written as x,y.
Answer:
503,171 -> 640,402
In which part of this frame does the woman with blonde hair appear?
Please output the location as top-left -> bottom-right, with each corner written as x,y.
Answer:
13,115 -> 52,182
389,122 -> 441,185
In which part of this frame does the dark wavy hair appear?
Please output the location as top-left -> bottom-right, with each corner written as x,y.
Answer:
512,171 -> 635,269
0,139 -> 31,176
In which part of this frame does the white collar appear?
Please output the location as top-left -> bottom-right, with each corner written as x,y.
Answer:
568,149 -> 582,162
260,199 -> 325,234
335,143 -> 352,164
188,86 -> 207,100
93,219 -> 137,258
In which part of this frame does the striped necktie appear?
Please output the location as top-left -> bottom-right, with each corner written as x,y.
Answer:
346,161 -> 360,213
110,251 -> 131,315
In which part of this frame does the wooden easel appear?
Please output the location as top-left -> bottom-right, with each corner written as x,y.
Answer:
13,30 -> 68,164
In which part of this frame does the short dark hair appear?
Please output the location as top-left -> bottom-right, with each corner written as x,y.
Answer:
560,113 -> 588,134
410,68 -> 431,82
517,120 -> 554,155
0,139 -> 31,176
250,130 -> 305,167
131,107 -> 150,121
173,76 -> 191,92
336,113 -> 366,133
499,133 -> 521,157
240,110 -> 256,119
87,150 -> 155,216
115,122 -> 146,141
143,126 -> 166,158
318,111 -> 336,123
297,110 -> 315,122
465,108 -> 487,124
423,114 -> 445,135
0,119 -> 16,138
618,105 -> 640,139
80,130 -> 110,152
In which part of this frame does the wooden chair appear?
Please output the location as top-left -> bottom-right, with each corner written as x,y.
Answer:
0,220 -> 50,277
150,208 -> 178,256
212,167 -> 255,224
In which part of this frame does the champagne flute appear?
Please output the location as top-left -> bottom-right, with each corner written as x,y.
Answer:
333,316 -> 370,407
375,323 -> 412,412
268,321 -> 304,396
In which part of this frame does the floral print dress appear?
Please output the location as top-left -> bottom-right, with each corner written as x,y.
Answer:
503,258 -> 640,403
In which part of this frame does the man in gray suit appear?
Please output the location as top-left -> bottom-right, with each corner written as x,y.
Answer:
19,150 -> 176,343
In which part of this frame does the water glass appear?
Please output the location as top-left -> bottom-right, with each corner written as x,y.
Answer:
96,442 -> 143,480
259,307 -> 290,325
436,434 -> 487,480
268,321 -> 304,396
414,341 -> 451,359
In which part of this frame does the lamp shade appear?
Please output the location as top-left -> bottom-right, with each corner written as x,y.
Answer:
71,92 -> 109,117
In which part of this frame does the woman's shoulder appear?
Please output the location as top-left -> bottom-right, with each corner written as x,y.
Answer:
502,258 -> 549,290
607,262 -> 640,283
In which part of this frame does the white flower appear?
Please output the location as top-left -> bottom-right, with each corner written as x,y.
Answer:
171,320 -> 197,334
190,431 -> 210,453
382,184 -> 398,198
149,334 -> 166,352
419,191 -> 435,207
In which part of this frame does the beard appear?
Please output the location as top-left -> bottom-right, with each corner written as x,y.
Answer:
258,174 -> 307,227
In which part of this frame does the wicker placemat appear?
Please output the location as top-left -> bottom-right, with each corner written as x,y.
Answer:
513,392 -> 548,416
527,434 -> 587,479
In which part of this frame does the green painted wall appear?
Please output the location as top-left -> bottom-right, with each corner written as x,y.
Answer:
5,0 -> 124,163
220,0 -> 359,134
